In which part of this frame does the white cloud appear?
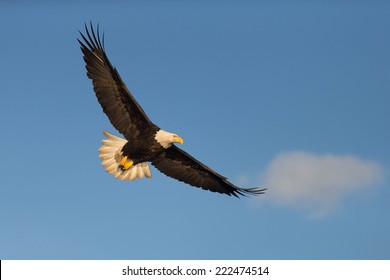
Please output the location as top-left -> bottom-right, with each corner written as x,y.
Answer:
262,151 -> 384,217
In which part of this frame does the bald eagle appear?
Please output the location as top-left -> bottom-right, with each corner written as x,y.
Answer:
78,24 -> 265,197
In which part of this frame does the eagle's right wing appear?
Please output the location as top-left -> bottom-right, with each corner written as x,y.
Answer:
78,23 -> 153,139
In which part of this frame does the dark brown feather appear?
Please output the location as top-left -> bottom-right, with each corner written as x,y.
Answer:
78,23 -> 154,140
151,146 -> 266,197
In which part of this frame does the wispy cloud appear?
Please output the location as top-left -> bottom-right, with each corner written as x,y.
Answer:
261,151 -> 384,217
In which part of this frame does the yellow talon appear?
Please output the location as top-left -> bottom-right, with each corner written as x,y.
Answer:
120,156 -> 134,170
120,156 -> 128,166
123,160 -> 134,169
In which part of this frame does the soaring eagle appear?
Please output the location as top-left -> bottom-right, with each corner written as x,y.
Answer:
78,24 -> 265,197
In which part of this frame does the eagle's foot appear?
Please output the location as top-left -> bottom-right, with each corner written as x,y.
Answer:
119,156 -> 134,170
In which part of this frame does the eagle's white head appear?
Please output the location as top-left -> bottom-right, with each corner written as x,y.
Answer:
154,129 -> 184,149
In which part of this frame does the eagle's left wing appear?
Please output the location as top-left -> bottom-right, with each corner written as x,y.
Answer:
151,145 -> 266,197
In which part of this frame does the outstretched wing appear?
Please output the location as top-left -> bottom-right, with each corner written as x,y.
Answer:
151,145 -> 266,197
78,23 -> 153,139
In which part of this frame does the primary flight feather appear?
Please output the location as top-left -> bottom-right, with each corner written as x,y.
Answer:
78,23 -> 266,197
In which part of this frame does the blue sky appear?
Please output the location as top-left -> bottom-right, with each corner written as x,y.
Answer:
1,0 -> 389,259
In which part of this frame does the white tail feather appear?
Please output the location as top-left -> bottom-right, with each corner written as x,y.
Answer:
98,130 -> 152,181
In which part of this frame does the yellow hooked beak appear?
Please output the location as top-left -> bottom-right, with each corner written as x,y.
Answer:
174,135 -> 184,145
